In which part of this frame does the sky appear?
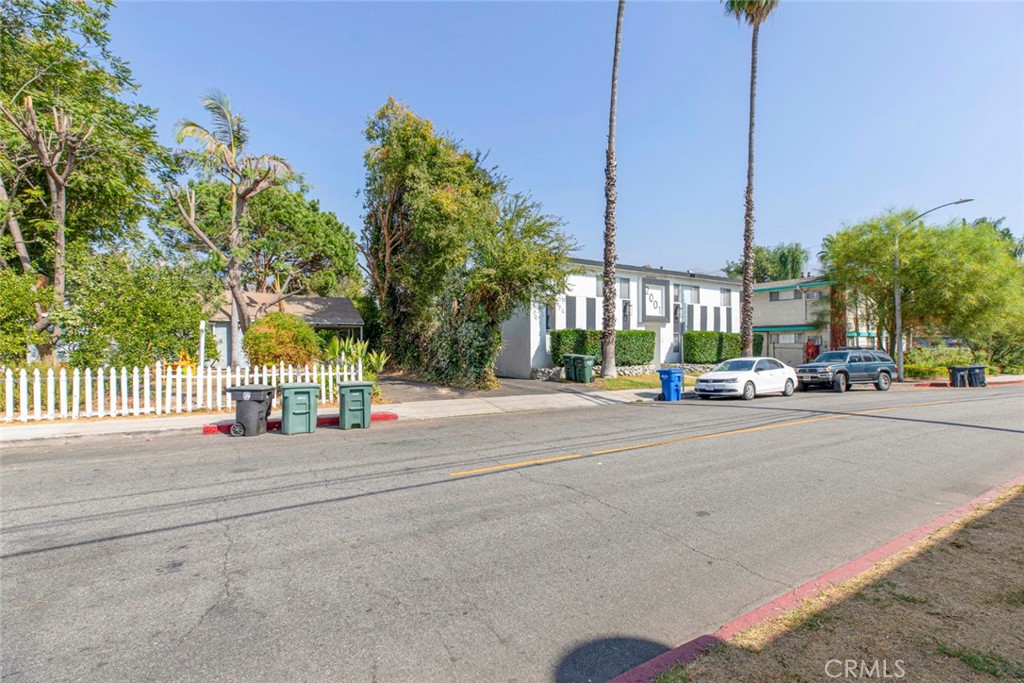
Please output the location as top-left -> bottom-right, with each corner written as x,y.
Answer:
110,1 -> 1024,275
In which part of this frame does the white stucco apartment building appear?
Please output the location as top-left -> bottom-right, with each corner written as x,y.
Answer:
496,258 -> 741,378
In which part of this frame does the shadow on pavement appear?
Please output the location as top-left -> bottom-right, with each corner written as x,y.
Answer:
554,637 -> 670,683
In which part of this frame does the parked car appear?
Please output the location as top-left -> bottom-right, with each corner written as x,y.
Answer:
796,349 -> 896,393
695,357 -> 798,400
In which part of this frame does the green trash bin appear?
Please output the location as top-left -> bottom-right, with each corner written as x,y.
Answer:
279,382 -> 321,435
563,354 -> 578,382
338,381 -> 374,429
575,355 -> 595,383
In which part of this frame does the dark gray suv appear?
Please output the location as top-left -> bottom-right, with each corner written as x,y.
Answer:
796,350 -> 897,393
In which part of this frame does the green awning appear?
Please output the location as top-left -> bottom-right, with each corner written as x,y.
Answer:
754,325 -> 819,333
754,280 -> 835,293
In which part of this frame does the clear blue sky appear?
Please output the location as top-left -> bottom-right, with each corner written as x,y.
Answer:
111,1 -> 1024,275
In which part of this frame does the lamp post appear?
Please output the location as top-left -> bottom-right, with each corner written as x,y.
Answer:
894,198 -> 974,382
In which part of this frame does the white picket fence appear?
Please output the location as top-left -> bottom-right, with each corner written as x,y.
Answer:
1,360 -> 362,423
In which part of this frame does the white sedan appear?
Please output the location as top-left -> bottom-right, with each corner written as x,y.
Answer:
694,357 -> 798,400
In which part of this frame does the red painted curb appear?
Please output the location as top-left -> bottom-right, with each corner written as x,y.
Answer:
611,471 -> 1024,683
202,411 -> 398,435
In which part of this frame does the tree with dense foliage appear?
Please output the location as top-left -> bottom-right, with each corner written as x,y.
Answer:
723,0 -> 779,357
242,312 -> 321,367
56,248 -> 220,368
820,211 -> 1024,356
724,241 -> 808,281
360,99 -> 575,386
166,90 -> 293,366
601,0 -> 626,380
157,181 -> 359,297
1,0 -> 160,359
0,269 -> 50,364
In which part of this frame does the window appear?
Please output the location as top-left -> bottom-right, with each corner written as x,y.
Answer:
794,289 -> 803,300
673,284 -> 682,304
617,277 -> 630,300
769,291 -> 780,302
685,286 -> 700,304
806,291 -> 823,300
766,359 -> 784,370
596,274 -> 603,297
720,288 -> 731,307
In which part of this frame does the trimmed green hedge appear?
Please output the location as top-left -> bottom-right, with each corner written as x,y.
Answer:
683,331 -> 763,363
549,329 -> 655,367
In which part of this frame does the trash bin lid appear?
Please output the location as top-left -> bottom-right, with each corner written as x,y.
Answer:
337,381 -> 374,388
279,382 -> 322,390
225,384 -> 275,400
658,368 -> 683,377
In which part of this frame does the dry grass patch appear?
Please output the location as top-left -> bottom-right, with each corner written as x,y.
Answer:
656,486 -> 1024,682
595,373 -> 698,391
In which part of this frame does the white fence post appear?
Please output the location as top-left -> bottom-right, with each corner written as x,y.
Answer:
143,366 -> 151,415
6,368 -> 16,421
108,368 -> 117,417
175,367 -> 182,413
97,369 -> 105,418
59,368 -> 68,418
186,367 -> 193,412
72,368 -> 81,419
45,369 -> 55,420
132,367 -> 140,416
120,368 -> 128,417
85,368 -> 93,417
216,367 -> 223,410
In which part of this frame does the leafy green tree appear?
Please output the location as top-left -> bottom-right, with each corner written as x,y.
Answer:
724,241 -> 808,281
165,90 -> 293,366
0,270 -> 50,364
723,0 -> 779,357
360,99 -> 575,386
1,0 -> 160,358
601,0 -> 626,380
157,181 -> 359,297
821,210 -> 1024,355
56,248 -> 220,368
242,312 -> 320,367
359,98 -> 500,367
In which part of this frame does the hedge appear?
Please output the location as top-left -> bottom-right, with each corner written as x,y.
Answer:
549,329 -> 655,367
683,331 -> 763,363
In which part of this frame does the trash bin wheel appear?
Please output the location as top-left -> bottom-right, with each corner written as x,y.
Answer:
229,422 -> 245,437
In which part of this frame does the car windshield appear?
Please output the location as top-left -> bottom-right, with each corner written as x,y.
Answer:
713,360 -> 755,372
814,352 -> 848,363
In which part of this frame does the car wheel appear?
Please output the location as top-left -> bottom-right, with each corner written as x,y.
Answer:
742,381 -> 756,400
833,373 -> 848,393
698,394 -> 711,400
783,379 -> 795,396
875,372 -> 891,391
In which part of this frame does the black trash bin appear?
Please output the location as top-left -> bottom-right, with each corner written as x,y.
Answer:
225,384 -> 275,437
967,365 -> 987,388
947,366 -> 969,388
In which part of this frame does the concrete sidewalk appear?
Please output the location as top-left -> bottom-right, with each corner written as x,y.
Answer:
0,387 -> 657,444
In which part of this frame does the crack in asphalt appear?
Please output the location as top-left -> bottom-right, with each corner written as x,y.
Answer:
176,501 -> 235,645
516,468 -> 789,590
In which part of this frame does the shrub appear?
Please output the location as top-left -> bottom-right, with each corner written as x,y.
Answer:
549,329 -> 655,367
683,331 -> 761,363
243,313 -> 321,366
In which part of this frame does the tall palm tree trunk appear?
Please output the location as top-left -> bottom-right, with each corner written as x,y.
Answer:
602,0 -> 626,379
740,22 -> 760,358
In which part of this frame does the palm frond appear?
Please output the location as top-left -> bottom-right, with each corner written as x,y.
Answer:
240,154 -> 294,180
200,88 -> 249,151
723,0 -> 778,25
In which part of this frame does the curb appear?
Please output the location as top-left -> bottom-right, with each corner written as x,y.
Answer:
202,411 -> 398,435
611,471 -> 1024,683
911,378 -> 1024,388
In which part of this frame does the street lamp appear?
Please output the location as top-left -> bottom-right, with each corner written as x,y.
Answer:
894,198 -> 974,381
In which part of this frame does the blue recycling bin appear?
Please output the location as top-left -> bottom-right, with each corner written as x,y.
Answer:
658,368 -> 683,402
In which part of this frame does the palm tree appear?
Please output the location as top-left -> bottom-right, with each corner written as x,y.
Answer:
602,0 -> 626,379
724,0 -> 778,356
167,90 -> 292,366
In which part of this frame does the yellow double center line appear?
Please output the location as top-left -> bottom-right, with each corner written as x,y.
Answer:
448,399 -> 952,478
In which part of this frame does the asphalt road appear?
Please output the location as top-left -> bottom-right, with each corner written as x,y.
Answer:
2,386 -> 1022,682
